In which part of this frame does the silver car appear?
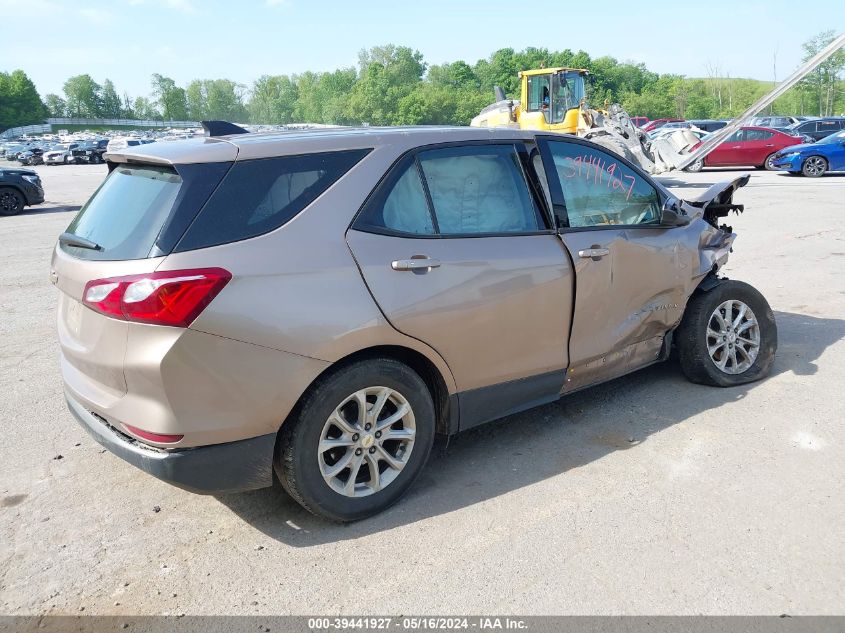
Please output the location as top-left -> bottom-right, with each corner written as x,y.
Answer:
53,124 -> 777,521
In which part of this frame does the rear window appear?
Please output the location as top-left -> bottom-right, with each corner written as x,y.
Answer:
174,149 -> 369,252
62,165 -> 182,261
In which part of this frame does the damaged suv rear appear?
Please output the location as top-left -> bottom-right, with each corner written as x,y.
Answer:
53,126 -> 776,521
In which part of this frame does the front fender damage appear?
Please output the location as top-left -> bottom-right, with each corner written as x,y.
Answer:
680,174 -> 749,280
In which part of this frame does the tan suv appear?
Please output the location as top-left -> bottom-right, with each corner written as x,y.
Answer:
52,124 -> 777,521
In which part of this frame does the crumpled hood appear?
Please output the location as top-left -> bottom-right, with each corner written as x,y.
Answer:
681,174 -> 749,222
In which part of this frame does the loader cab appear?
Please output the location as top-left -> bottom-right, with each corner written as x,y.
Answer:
520,68 -> 587,133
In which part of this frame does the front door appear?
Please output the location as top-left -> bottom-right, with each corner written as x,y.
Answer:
537,136 -> 693,392
347,143 -> 574,429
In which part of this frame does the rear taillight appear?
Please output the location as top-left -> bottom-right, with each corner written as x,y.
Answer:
82,267 -> 231,327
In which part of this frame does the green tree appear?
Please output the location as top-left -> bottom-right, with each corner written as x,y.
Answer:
151,73 -> 188,120
346,45 -> 426,124
0,70 -> 47,128
63,74 -> 102,117
44,93 -> 66,118
132,96 -> 160,120
100,79 -> 123,118
799,30 -> 845,116
249,74 -> 299,124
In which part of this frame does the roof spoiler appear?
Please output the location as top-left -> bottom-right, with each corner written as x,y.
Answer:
202,120 -> 249,137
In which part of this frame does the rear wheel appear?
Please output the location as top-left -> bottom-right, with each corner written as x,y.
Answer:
275,358 -> 436,522
676,280 -> 777,387
685,158 -> 704,173
763,153 -> 779,171
801,156 -> 827,177
0,187 -> 24,216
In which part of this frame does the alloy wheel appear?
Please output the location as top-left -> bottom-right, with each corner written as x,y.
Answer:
803,156 -> 826,176
318,387 -> 416,497
0,191 -> 22,214
706,299 -> 760,374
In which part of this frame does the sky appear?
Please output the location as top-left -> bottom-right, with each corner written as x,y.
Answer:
1,0 -> 843,100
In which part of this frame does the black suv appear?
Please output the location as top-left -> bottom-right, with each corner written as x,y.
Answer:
786,118 -> 845,141
0,168 -> 45,215
71,139 -> 109,164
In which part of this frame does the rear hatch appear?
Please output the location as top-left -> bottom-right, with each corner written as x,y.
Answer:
53,159 -> 232,405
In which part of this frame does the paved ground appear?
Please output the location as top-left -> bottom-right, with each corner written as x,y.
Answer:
0,162 -> 843,616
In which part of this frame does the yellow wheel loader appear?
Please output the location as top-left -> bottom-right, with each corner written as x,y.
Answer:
470,35 -> 845,174
470,67 -> 694,174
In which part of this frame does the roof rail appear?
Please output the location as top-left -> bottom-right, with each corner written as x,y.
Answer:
201,120 -> 249,137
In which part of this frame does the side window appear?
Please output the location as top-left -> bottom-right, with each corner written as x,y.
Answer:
177,149 -> 370,251
544,141 -> 661,228
417,145 -> 543,235
726,129 -> 746,143
746,129 -> 774,141
354,157 -> 435,235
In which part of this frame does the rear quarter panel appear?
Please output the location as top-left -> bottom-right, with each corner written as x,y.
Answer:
163,144 -> 458,394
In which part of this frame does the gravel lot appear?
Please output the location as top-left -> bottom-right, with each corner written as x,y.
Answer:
1,161 -> 843,616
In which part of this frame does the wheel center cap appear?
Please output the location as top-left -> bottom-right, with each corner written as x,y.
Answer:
728,332 -> 737,343
361,434 -> 375,449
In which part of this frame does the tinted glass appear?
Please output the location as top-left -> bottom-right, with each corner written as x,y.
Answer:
726,130 -> 745,143
62,165 -> 182,260
355,158 -> 435,235
418,145 -> 543,235
746,129 -> 774,141
176,149 -> 369,252
545,141 -> 661,228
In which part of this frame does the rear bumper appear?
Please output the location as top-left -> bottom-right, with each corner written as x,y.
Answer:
66,392 -> 276,494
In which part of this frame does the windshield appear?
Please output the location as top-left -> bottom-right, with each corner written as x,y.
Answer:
50,144 -> 68,151
817,130 -> 845,145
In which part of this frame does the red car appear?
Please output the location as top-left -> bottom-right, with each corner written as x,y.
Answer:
630,116 -> 649,128
686,126 -> 803,172
642,118 -> 684,132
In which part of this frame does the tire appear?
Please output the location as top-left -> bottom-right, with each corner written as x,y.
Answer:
676,280 -> 777,387
685,158 -> 704,173
91,154 -> 101,164
763,153 -> 779,171
589,134 -> 638,165
62,155 -> 68,165
0,187 -> 25,216
275,357 -> 436,522
801,155 -> 827,177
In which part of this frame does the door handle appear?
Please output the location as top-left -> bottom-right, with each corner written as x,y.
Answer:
765,144 -> 775,147
391,257 -> 441,271
578,247 -> 610,261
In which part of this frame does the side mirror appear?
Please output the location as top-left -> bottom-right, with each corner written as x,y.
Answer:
661,198 -> 691,227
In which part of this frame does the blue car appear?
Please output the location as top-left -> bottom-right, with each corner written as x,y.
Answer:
771,130 -> 845,177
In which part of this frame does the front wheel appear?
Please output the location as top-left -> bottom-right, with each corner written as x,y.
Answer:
802,156 -> 827,177
275,358 -> 436,522
676,280 -> 777,387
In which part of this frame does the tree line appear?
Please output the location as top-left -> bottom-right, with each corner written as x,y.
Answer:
2,31 -> 843,131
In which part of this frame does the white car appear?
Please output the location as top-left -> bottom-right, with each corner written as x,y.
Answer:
106,137 -> 155,153
43,143 -> 80,165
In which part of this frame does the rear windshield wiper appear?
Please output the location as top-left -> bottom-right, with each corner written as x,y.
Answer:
59,232 -> 103,251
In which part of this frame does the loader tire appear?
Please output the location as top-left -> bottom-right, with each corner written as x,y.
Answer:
588,135 -> 638,165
